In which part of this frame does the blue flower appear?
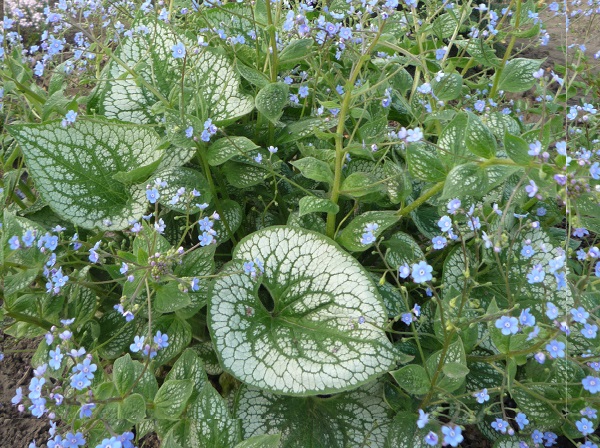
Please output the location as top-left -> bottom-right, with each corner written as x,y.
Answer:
70,372 -> 91,390
130,335 -> 145,353
447,199 -> 461,214
515,412 -> 529,429
29,397 -> 46,418
61,110 -> 78,127
424,432 -> 438,446
582,323 -> 598,339
441,425 -> 463,447
570,306 -> 589,324
581,406 -> 597,419
491,418 -> 509,433
398,264 -> 410,279
546,302 -> 559,319
411,261 -> 433,283
74,358 -> 97,379
96,436 -> 120,448
519,308 -> 535,327
545,339 -> 565,358
22,230 -> 35,247
153,331 -> 169,349
417,409 -> 429,428
432,236 -> 447,249
495,316 -> 519,336
11,387 -> 23,405
576,418 -> 594,436
185,126 -> 193,138
8,235 -> 20,250
437,216 -> 452,232
28,377 -> 45,400
64,432 -> 86,448
298,86 -> 309,98
401,313 -> 413,325
473,388 -> 489,403
520,244 -> 535,258
48,347 -> 63,370
582,375 -> 600,393
171,42 -> 186,59
360,231 -> 376,245
146,187 -> 160,204
531,430 -> 543,444
526,264 -> 545,284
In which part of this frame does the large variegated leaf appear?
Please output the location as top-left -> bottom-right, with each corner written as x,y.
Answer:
96,20 -> 253,125
208,226 -> 396,395
9,120 -> 162,230
234,380 -> 392,447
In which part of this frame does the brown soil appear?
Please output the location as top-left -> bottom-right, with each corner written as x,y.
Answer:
0,334 -> 50,448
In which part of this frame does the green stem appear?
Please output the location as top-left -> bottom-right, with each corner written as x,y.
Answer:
397,181 -> 445,217
489,0 -> 522,98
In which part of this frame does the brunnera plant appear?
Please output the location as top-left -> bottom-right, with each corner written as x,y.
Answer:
1,0 -> 599,447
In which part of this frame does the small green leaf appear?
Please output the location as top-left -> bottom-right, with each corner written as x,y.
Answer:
153,379 -> 194,420
291,157 -> 334,184
255,82 -> 289,123
279,39 -> 314,67
340,172 -> 385,198
503,133 -> 531,165
442,362 -> 470,379
119,393 -> 146,423
337,211 -> 399,252
113,354 -> 135,396
407,142 -> 447,182
207,136 -> 260,166
465,111 -> 497,159
497,58 -> 543,93
235,61 -> 269,88
165,349 -> 208,401
390,365 -> 431,395
298,197 -> 339,216
441,163 -> 488,199
154,281 -> 192,314
431,73 -> 463,101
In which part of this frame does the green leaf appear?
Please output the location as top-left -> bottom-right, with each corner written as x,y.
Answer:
276,117 -> 338,145
211,200 -> 244,244
234,380 -> 392,447
442,362 -> 470,379
153,379 -> 194,420
223,161 -> 269,188
298,197 -> 339,216
5,268 -> 39,296
255,82 -> 289,123
152,315 -> 192,366
279,39 -> 314,67
385,412 -> 431,448
291,157 -> 334,184
151,167 -> 212,213
164,383 -> 241,447
503,133 -> 531,165
441,163 -> 488,199
113,354 -> 135,396
390,364 -> 430,395
208,226 -> 395,395
382,232 -> 424,269
407,142 -> 447,182
497,58 -> 543,93
207,137 -> 260,166
120,393 -> 146,423
154,281 -> 192,314
431,73 -> 463,101
234,434 -> 282,448
95,20 -> 253,124
9,119 -> 163,230
340,172 -> 386,198
337,211 -> 399,252
165,349 -> 208,401
235,61 -> 269,88
112,158 -> 162,185
438,113 -> 469,168
426,337 -> 467,393
465,111 -> 497,159
97,310 -> 137,359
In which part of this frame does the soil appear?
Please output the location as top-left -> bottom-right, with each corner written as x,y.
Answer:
0,334 -> 50,448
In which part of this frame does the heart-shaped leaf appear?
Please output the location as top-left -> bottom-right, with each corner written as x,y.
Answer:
9,119 -> 162,230
233,380 -> 392,447
208,226 -> 395,395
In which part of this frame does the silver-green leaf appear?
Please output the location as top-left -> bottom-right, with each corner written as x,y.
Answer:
208,226 -> 396,395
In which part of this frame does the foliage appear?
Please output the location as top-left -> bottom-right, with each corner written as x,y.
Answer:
1,0 -> 599,447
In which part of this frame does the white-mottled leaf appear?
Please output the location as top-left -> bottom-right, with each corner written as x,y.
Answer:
96,20 -> 253,125
207,137 -> 260,166
298,197 -> 339,216
9,120 -> 162,230
209,226 -> 395,395
234,434 -> 282,448
151,167 -> 212,214
497,58 -> 543,93
337,211 -> 399,252
255,82 -> 289,123
153,379 -> 194,420
385,412 -> 430,448
234,380 -> 392,447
